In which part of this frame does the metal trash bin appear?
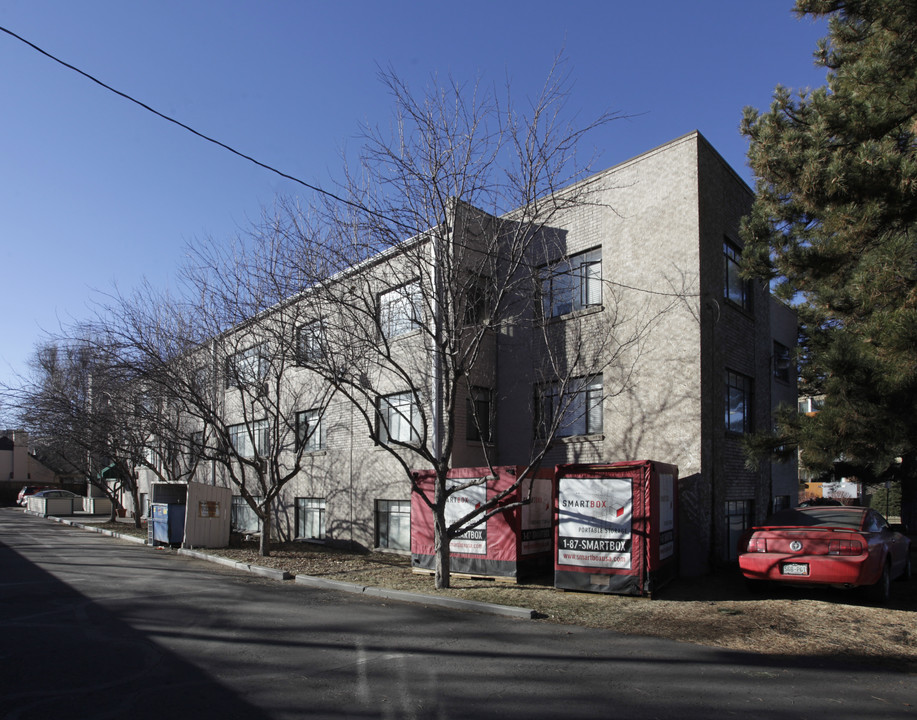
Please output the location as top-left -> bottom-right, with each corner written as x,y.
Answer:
151,503 -> 186,545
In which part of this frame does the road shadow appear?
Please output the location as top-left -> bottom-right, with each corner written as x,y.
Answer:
0,539 -> 272,720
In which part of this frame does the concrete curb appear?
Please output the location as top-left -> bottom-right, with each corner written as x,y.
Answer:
295,574 -> 537,619
48,513 -> 537,620
179,548 -> 293,581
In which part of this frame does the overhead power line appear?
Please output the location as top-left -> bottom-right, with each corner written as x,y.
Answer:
0,24 -> 362,212
1,25 -> 696,301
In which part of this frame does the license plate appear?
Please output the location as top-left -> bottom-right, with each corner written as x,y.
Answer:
781,563 -> 809,576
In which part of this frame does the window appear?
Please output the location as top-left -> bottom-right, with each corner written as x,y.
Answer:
296,498 -> 326,540
466,386 -> 494,443
773,341 -> 792,383
725,500 -> 754,561
297,321 -> 325,363
378,392 -> 422,445
228,420 -> 270,458
144,445 -> 163,472
464,274 -> 491,326
375,499 -> 411,550
380,281 -> 422,339
190,430 -> 205,460
225,345 -> 267,388
540,248 -> 602,318
296,409 -> 325,452
536,376 -> 603,438
798,396 -> 824,415
192,366 -> 211,395
231,495 -> 261,533
725,370 -> 752,434
723,240 -> 751,310
135,393 -> 156,418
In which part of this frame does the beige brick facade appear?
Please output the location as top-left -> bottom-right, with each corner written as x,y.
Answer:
134,132 -> 795,571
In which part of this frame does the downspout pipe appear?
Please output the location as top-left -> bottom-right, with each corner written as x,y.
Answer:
431,230 -> 444,464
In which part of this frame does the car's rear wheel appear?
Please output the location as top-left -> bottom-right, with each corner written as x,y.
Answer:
868,560 -> 892,604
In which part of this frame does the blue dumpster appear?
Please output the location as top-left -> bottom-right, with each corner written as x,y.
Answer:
151,503 -> 186,545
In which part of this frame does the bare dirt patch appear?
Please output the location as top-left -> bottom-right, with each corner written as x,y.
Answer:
104,523 -> 917,672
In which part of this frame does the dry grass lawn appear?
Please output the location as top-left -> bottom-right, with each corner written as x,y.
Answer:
105,523 -> 917,672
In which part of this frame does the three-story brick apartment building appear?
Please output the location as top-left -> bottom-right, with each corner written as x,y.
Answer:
132,131 -> 796,573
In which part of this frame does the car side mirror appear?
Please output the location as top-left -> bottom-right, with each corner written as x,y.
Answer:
890,523 -> 909,534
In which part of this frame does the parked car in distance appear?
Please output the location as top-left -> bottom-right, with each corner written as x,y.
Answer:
17,485 -> 52,506
31,489 -> 78,499
738,506 -> 911,603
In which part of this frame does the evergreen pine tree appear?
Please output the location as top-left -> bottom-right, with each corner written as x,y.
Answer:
741,0 -> 917,528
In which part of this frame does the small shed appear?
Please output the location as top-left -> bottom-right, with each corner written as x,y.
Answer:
411,466 -> 554,580
554,461 -> 678,596
149,482 -> 232,549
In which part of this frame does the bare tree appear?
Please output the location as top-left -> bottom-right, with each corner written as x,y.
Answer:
9,336 -> 154,524
96,228 -> 336,556
270,64 -> 672,588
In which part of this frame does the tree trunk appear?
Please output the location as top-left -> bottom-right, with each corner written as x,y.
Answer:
129,482 -> 143,528
433,508 -> 451,589
106,486 -> 120,523
433,472 -> 451,589
258,511 -> 272,557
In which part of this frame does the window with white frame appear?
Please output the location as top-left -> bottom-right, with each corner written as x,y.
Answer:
540,248 -> 602,318
296,497 -> 326,540
228,420 -> 270,458
296,409 -> 325,452
231,495 -> 261,533
375,499 -> 410,550
144,445 -> 163,472
536,376 -> 603,438
297,321 -> 325,363
725,370 -> 752,434
466,386 -> 494,443
723,240 -> 751,310
378,391 -> 421,445
225,345 -> 267,388
798,396 -> 824,414
380,281 -> 422,339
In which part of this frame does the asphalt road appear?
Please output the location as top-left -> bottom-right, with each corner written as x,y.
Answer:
1,507 -> 914,720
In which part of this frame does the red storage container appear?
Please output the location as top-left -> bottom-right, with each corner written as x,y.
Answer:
554,461 -> 678,596
411,466 -> 554,580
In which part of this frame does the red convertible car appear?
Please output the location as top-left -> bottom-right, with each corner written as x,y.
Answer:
738,506 -> 912,602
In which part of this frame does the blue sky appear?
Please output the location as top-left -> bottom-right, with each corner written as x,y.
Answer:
0,1 -> 829,399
